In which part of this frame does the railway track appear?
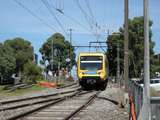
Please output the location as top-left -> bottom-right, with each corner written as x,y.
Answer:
0,87 -> 82,120
56,82 -> 79,89
0,89 -> 99,120
16,91 -> 99,120
0,83 -> 126,120
0,83 -> 80,105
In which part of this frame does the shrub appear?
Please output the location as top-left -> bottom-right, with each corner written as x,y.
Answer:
23,61 -> 42,83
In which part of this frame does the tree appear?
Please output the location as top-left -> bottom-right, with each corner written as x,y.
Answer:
39,33 -> 76,73
23,61 -> 42,83
0,43 -> 16,82
107,16 -> 155,78
107,33 -> 124,77
4,38 -> 34,75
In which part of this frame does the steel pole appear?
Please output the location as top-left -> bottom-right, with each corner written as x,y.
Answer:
124,0 -> 129,91
143,0 -> 151,119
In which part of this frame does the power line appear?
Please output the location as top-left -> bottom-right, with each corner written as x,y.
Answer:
84,0 -> 96,26
75,0 -> 94,30
75,0 -> 105,51
30,0 -> 58,29
75,0 -> 98,35
41,0 -> 67,35
48,0 -> 91,33
13,0 -> 56,31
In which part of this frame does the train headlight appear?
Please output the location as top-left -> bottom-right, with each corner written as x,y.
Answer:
79,72 -> 84,78
100,74 -> 105,79
98,71 -> 105,79
80,72 -> 85,75
97,71 -> 103,75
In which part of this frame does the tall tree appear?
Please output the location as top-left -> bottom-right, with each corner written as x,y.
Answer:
4,38 -> 34,75
0,43 -> 16,81
39,33 -> 76,73
107,16 -> 155,78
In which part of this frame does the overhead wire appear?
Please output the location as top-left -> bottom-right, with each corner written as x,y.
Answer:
75,0 -> 94,31
48,0 -> 91,33
30,0 -> 58,30
41,0 -> 67,36
84,0 -> 104,52
84,0 -> 96,26
13,0 -> 56,32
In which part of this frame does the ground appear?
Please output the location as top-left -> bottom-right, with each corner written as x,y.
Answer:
0,82 -> 129,120
73,84 -> 129,120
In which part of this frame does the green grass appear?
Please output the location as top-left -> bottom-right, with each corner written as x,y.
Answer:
0,85 -> 47,97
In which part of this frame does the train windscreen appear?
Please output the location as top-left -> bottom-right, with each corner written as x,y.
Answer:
80,56 -> 102,70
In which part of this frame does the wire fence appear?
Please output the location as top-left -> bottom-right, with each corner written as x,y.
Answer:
129,80 -> 143,119
129,80 -> 160,120
150,97 -> 160,120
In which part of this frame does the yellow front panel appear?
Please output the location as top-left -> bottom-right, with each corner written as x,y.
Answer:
77,52 -> 108,80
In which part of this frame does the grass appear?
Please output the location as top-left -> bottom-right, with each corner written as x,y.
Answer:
0,84 -> 47,97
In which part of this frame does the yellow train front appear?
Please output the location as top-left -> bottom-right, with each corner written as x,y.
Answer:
77,52 -> 109,90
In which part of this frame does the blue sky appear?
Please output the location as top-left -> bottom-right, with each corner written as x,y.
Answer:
0,0 -> 160,61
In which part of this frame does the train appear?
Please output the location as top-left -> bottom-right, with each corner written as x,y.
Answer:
77,52 -> 109,90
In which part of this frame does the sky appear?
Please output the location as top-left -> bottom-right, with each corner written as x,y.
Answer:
0,0 -> 160,62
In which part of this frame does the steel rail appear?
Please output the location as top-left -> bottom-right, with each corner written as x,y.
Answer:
64,91 -> 100,120
5,90 -> 93,120
57,82 -> 78,89
0,88 -> 81,105
6,91 -> 81,120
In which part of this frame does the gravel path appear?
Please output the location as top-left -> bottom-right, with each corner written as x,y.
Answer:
73,86 -> 129,120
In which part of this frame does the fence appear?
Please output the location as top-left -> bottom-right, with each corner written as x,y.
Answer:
129,80 -> 143,119
129,80 -> 160,120
150,97 -> 160,120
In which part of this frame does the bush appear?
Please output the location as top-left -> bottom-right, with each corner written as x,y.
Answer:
23,61 -> 42,83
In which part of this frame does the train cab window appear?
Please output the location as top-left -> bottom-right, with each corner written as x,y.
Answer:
80,56 -> 103,70
80,62 -> 102,70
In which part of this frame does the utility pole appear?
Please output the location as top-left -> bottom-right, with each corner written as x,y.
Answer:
69,28 -> 73,77
124,0 -> 129,91
143,0 -> 151,119
116,43 -> 120,85
51,39 -> 54,71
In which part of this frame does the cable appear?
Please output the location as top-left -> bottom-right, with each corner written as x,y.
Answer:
41,0 -> 67,35
84,0 -> 96,26
75,0 -> 104,51
30,0 -> 57,29
75,0 -> 94,30
48,0 -> 91,33
13,0 -> 56,31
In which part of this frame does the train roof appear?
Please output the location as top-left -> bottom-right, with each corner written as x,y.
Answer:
78,52 -> 105,56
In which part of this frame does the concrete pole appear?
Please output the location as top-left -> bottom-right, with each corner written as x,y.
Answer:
124,0 -> 129,91
143,0 -> 151,119
117,43 -> 120,85
51,39 -> 54,71
69,28 -> 72,77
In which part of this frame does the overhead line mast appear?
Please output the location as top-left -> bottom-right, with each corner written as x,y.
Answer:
143,0 -> 151,119
124,0 -> 129,91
